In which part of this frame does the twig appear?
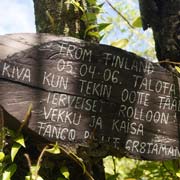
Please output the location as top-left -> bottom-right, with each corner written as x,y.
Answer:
24,153 -> 32,171
105,0 -> 155,49
35,145 -> 48,180
24,153 -> 33,180
112,156 -> 117,175
58,145 -> 95,180
105,0 -> 134,29
157,60 -> 180,65
19,103 -> 32,133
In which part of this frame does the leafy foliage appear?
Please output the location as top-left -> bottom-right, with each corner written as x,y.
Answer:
98,0 -> 156,61
0,123 -> 95,180
104,156 -> 180,180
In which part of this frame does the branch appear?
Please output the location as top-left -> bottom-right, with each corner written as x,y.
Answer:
157,60 -> 180,65
105,0 -> 134,29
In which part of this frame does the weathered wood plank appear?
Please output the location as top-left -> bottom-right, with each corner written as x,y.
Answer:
0,33 -> 180,160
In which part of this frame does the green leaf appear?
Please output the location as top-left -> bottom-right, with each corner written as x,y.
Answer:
27,165 -> 44,180
87,0 -> 96,5
90,5 -> 102,14
81,13 -> 96,23
73,0 -> 84,12
176,171 -> 180,177
85,23 -> 111,38
111,39 -> 129,48
46,143 -> 61,154
14,134 -> 25,147
99,35 -> 105,41
175,66 -> 180,73
87,31 -> 100,39
60,166 -> 70,179
7,129 -> 16,138
25,176 -> 31,180
25,175 -> 44,180
163,160 -> 175,172
97,3 -> 104,8
98,23 -> 111,32
132,16 -> 142,28
2,171 -> 11,180
11,143 -> 21,162
2,163 -> 17,180
85,24 -> 98,35
34,175 -> 44,180
65,0 -> 84,12
0,152 -> 5,162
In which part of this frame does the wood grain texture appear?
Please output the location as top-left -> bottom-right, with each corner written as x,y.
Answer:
0,33 -> 180,160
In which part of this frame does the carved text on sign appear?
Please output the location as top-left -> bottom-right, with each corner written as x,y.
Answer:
0,36 -> 180,160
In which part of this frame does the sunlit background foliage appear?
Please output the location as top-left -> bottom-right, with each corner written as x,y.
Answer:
98,0 -> 156,61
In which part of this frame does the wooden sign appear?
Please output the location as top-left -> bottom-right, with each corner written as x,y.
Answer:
0,33 -> 180,160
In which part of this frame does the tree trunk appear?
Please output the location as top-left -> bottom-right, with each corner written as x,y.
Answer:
32,0 -> 104,179
139,0 -> 180,64
139,0 -> 180,174
33,0 -> 84,37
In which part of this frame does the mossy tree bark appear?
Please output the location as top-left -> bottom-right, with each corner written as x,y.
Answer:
33,0 -> 97,42
32,0 -> 104,180
139,0 -> 180,65
33,0 -> 84,38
